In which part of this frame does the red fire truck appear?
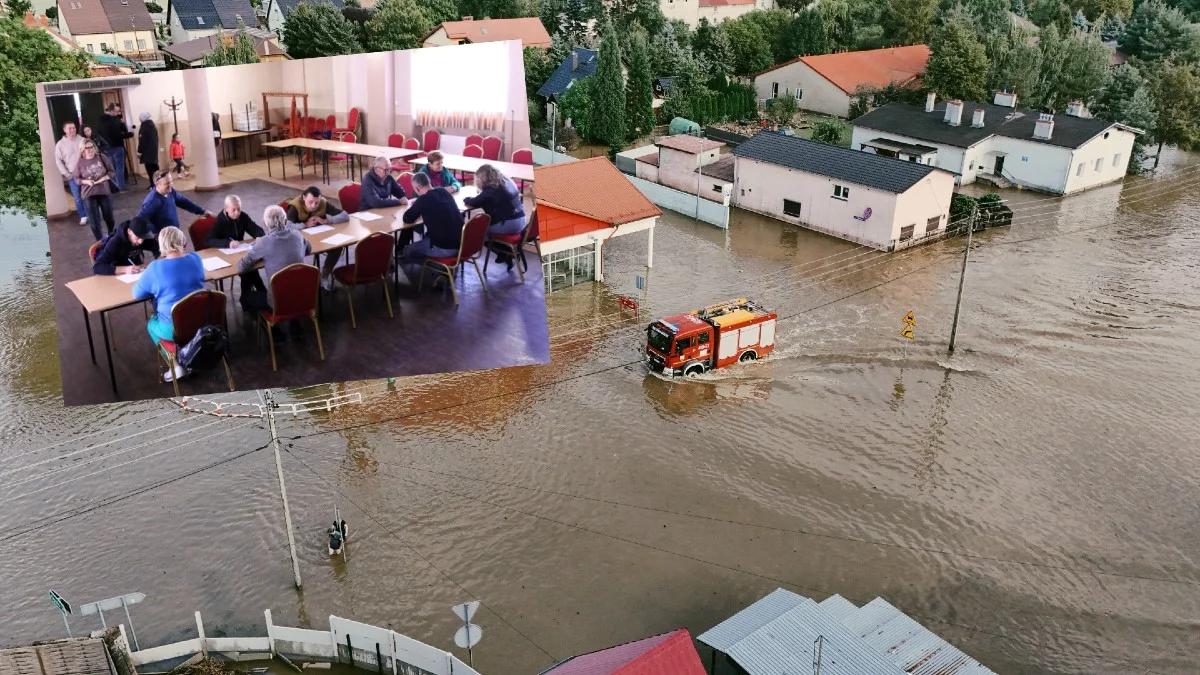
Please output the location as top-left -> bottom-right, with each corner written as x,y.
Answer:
645,299 -> 777,377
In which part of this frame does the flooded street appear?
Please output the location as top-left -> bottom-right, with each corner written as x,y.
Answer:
2,152 -> 1199,673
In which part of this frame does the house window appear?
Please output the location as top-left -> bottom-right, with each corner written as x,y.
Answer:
900,225 -> 915,241
1094,158 -> 1103,171
783,199 -> 802,217
86,44 -> 94,52
794,89 -> 803,100
1113,153 -> 1122,168
100,42 -> 108,51
771,82 -> 779,98
1077,163 -> 1084,176
832,185 -> 849,200
926,215 -> 941,232
713,184 -> 723,193
124,40 -> 133,50
197,16 -> 205,24
137,39 -> 146,49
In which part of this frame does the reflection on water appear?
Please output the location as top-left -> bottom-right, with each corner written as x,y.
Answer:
2,151 -> 1200,673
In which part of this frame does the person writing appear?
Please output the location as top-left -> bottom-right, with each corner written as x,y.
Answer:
237,205 -> 313,339
55,121 -> 87,227
74,139 -> 117,241
360,156 -> 408,210
138,170 -> 215,241
92,217 -> 156,276
400,172 -> 464,269
131,226 -> 205,383
286,186 -> 349,289
210,195 -> 268,311
464,164 -> 526,271
416,151 -> 461,193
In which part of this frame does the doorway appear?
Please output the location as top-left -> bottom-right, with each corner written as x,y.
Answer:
993,154 -> 1006,176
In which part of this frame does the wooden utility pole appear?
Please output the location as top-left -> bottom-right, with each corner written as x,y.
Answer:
947,211 -> 977,354
264,389 -> 302,589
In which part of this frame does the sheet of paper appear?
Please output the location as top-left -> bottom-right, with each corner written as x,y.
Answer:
353,211 -> 383,221
219,246 -> 246,255
202,257 -> 231,271
322,233 -> 356,246
304,224 -> 335,234
116,273 -> 141,284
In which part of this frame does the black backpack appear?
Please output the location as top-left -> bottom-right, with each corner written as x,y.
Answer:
177,324 -> 229,371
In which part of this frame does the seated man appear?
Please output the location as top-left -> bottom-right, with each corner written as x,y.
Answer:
92,217 -> 156,275
137,170 -> 215,254
209,195 -> 268,312
360,156 -> 408,210
237,205 -> 313,341
286,186 -> 349,290
400,172 -> 464,273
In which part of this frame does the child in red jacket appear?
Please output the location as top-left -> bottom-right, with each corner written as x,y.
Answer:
169,133 -> 191,177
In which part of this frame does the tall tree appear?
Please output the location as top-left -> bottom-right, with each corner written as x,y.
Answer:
624,29 -> 655,140
776,0 -> 814,11
458,0 -> 528,19
693,19 -> 733,79
538,0 -> 567,37
608,0 -> 664,34
741,9 -> 796,63
342,0 -> 374,46
650,20 -> 694,77
1092,63 -> 1157,169
204,22 -> 260,66
523,46 -> 556,100
1031,22 -> 1068,107
1146,60 -> 1200,160
365,0 -> 433,51
6,0 -> 32,17
558,76 -> 594,138
883,0 -> 938,45
0,15 -> 90,215
817,0 -> 856,50
1055,29 -> 1111,106
724,16 -> 774,75
781,9 -> 828,57
1030,0 -> 1073,34
1120,0 -> 1199,63
423,0 -> 460,23
986,27 -> 1042,98
1080,0 -> 1132,21
590,19 -> 626,150
554,0 -> 592,50
958,0 -> 1012,35
281,2 -> 360,58
925,12 -> 991,100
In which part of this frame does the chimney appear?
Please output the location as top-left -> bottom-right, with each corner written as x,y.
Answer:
571,50 -> 579,71
1065,100 -> 1085,117
944,99 -> 963,126
1033,113 -> 1054,140
924,92 -> 936,113
461,15 -> 474,20
971,108 -> 985,128
994,91 -> 1018,108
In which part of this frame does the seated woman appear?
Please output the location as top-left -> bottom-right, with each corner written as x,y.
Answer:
416,151 -> 461,193
92,217 -> 155,275
237,205 -> 313,342
464,164 -> 527,271
209,195 -> 268,312
131,226 -> 205,383
361,156 -> 408,210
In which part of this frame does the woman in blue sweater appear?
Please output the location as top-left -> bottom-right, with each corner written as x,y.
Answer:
132,226 -> 206,382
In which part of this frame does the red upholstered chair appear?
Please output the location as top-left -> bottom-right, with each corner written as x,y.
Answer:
481,136 -> 502,161
484,211 -> 539,283
403,136 -> 425,162
260,263 -> 324,371
156,289 -> 234,397
418,213 -> 490,305
330,131 -> 356,179
387,133 -> 406,148
333,108 -> 360,136
511,148 -> 534,165
422,129 -> 440,152
465,133 -> 484,150
332,232 -> 394,328
326,114 -> 336,131
88,240 -> 102,262
397,171 -> 415,198
338,183 -> 361,214
188,215 -> 217,251
463,144 -> 484,158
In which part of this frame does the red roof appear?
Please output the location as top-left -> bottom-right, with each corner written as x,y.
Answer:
543,629 -> 706,675
431,17 -> 552,48
756,45 -> 930,95
534,157 -> 661,226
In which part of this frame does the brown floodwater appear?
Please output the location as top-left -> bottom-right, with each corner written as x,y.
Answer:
2,150 -> 1199,673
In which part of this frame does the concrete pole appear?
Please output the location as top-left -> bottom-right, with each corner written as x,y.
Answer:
365,52 -> 394,146
196,611 -> 207,657
181,68 -> 221,191
947,212 -> 976,354
265,390 -> 303,589
507,40 -> 531,153
37,83 -> 72,218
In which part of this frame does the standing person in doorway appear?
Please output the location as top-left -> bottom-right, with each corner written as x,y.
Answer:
97,102 -> 133,190
137,112 -> 160,181
212,112 -> 222,151
74,139 -> 117,241
54,120 -> 87,227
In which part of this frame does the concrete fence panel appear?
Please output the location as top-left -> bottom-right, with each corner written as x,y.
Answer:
625,175 -> 729,228
129,639 -> 203,666
532,145 -> 577,165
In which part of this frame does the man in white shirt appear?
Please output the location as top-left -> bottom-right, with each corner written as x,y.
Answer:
54,121 -> 87,225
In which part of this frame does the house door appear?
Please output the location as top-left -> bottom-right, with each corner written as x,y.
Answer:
771,82 -> 779,98
993,154 -> 1006,176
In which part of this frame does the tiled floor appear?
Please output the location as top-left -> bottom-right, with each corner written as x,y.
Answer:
49,164 -> 549,406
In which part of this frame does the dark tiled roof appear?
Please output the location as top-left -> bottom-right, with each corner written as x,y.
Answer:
854,101 -> 1122,150
699,154 -> 735,182
98,0 -> 155,31
212,0 -> 257,28
59,0 -> 111,35
173,0 -> 220,29
164,28 -> 284,63
733,131 -> 938,194
537,47 -> 598,98
276,0 -> 344,16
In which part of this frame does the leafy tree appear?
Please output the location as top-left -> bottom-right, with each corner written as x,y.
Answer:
776,0 -> 815,11
986,27 -> 1042,99
1054,29 -> 1111,106
1165,0 -> 1199,20
281,2 -> 361,58
1099,12 -> 1126,40
1031,22 -> 1068,106
1011,0 -> 1028,16
6,0 -> 31,17
553,0 -> 593,49
204,22 -> 260,66
365,0 -> 432,51
0,16 -> 90,215
724,16 -> 774,75
524,46 -> 556,99
693,19 -> 733,79
1080,0 -> 1132,20
539,0 -> 567,37
883,0 -> 938,45
650,20 -> 695,78
1146,60 -> 1200,159
810,118 -> 848,145
342,2 -> 374,46
1030,0 -> 1073,33
608,0 -> 664,35
589,19 -> 626,148
661,52 -> 710,121
45,6 -> 57,20
741,9 -> 796,63
765,95 -> 797,127
926,12 -> 991,100
144,1 -> 163,13
559,77 -> 594,138
1072,7 -> 1090,30
958,0 -> 1012,35
458,0 -> 528,19
1120,0 -> 1199,63
1092,63 -> 1157,170
624,29 -> 654,140
781,9 -> 828,57
423,0 -> 459,23
817,0 -> 856,50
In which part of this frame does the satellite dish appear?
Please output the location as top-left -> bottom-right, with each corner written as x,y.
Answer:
454,624 -> 482,650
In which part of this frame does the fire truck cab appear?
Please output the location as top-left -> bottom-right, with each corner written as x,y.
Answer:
645,299 -> 777,377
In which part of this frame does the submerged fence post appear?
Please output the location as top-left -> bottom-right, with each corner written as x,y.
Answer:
196,612 -> 207,658
265,609 -> 276,657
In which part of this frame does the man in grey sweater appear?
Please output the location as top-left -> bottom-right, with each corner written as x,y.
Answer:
237,205 -> 312,341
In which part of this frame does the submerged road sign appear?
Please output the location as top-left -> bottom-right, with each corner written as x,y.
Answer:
49,590 -> 72,615
451,601 -> 482,666
80,592 -> 146,651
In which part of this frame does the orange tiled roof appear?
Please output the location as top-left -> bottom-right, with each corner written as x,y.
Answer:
534,157 -> 662,226
434,17 -> 551,48
757,45 -> 931,95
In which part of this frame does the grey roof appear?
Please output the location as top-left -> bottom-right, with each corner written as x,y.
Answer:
698,589 -> 996,675
98,0 -> 156,31
733,131 -> 940,193
172,0 -> 220,29
163,27 -> 284,64
537,48 -> 598,99
212,0 -> 256,27
275,0 -> 344,16
854,101 -> 1129,150
863,136 -> 939,155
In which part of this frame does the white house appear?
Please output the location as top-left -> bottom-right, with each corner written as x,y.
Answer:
851,92 -> 1143,195
634,134 -> 732,204
659,0 -> 774,28
264,0 -> 343,33
732,131 -> 956,251
167,0 -> 258,43
752,45 -> 930,118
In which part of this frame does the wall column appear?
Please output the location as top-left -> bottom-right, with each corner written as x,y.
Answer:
646,223 -> 654,268
506,40 -> 531,156
37,83 -> 72,219
393,50 -> 414,140
182,68 -> 221,191
365,52 -> 395,146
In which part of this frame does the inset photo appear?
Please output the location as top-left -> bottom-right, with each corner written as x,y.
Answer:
36,42 -> 546,406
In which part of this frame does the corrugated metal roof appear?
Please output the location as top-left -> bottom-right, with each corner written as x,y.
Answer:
841,598 -> 994,675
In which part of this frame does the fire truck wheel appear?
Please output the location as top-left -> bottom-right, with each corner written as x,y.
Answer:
740,350 -> 757,362
684,364 -> 704,377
